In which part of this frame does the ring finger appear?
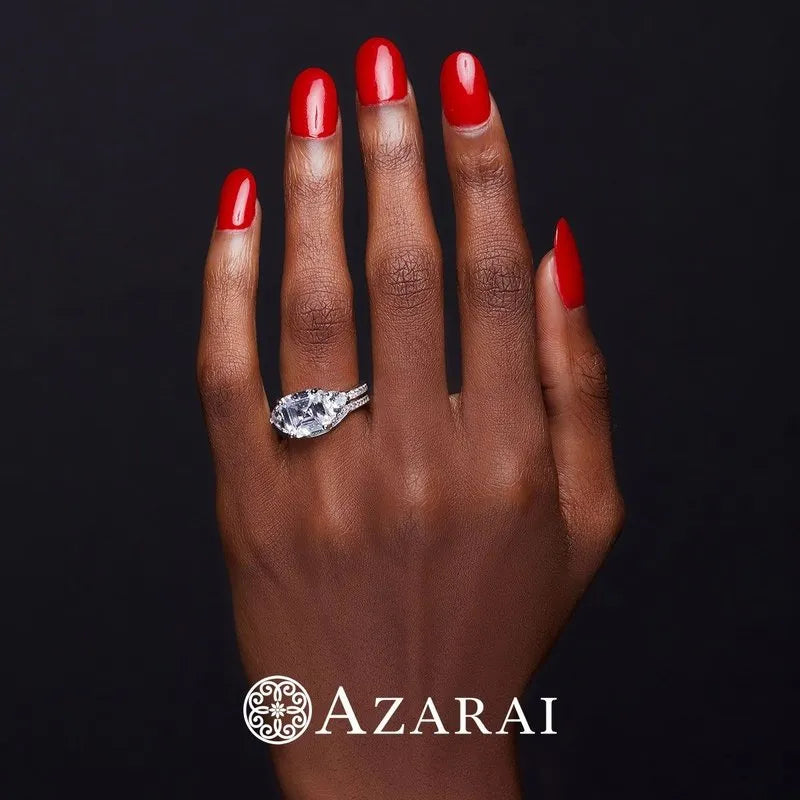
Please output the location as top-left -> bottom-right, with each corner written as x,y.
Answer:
356,38 -> 450,435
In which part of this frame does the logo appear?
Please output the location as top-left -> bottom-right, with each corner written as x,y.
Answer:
243,675 -> 312,744
244,677 -> 557,743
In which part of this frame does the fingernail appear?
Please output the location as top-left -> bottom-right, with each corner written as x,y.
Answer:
440,51 -> 491,127
289,67 -> 338,138
553,218 -> 586,309
217,168 -> 256,230
356,37 -> 408,105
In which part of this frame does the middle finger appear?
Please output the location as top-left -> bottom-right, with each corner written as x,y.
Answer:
356,38 -> 450,435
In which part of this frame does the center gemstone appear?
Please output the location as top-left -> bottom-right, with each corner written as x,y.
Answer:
271,389 -> 348,438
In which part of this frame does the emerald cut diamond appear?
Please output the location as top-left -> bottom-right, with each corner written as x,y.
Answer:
270,389 -> 348,438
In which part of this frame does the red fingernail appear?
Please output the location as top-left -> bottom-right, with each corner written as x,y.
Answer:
289,67 -> 338,138
217,168 -> 256,230
553,218 -> 586,309
440,51 -> 491,127
356,37 -> 408,105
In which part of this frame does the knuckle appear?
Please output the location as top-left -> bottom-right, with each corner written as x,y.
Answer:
476,451 -> 551,515
283,283 -> 353,349
284,157 -> 341,208
573,346 -> 611,428
495,478 -> 536,515
564,483 -> 625,546
588,488 -> 626,542
453,145 -> 516,199
362,128 -> 423,176
291,227 -> 331,266
313,502 -> 355,544
197,354 -> 255,419
370,243 -> 440,314
394,461 -> 440,515
207,249 -> 256,302
463,244 -> 532,315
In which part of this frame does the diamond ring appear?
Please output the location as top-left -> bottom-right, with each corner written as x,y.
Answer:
270,383 -> 369,439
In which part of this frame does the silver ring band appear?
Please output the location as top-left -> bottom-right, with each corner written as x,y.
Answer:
270,383 -> 369,439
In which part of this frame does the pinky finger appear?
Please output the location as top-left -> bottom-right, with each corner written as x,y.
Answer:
535,219 -> 624,576
197,169 -> 279,485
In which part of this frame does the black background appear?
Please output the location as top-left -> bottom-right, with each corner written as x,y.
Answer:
2,0 -> 796,797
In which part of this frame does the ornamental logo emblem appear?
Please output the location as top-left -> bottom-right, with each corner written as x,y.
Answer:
243,676 -> 312,744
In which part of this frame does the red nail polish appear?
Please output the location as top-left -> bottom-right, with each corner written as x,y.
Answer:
553,218 -> 586,309
289,67 -> 338,138
440,51 -> 491,127
356,37 -> 408,105
217,168 -> 256,230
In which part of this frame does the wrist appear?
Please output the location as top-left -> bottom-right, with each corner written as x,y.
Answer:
273,737 -> 521,800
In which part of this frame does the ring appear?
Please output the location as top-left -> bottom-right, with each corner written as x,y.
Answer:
270,383 -> 369,439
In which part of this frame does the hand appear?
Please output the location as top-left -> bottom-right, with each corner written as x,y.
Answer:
198,41 -> 623,800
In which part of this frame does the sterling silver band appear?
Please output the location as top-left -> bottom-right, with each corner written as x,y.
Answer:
270,383 -> 369,439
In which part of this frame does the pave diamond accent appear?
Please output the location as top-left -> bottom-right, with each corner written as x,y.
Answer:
270,389 -> 349,438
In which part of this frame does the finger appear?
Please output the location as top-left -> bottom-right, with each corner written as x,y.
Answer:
356,38 -> 449,432
281,68 -> 359,396
198,168 -> 279,480
440,52 -> 545,445
535,219 -> 624,572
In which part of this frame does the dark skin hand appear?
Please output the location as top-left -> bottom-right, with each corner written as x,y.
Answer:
198,45 -> 623,799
